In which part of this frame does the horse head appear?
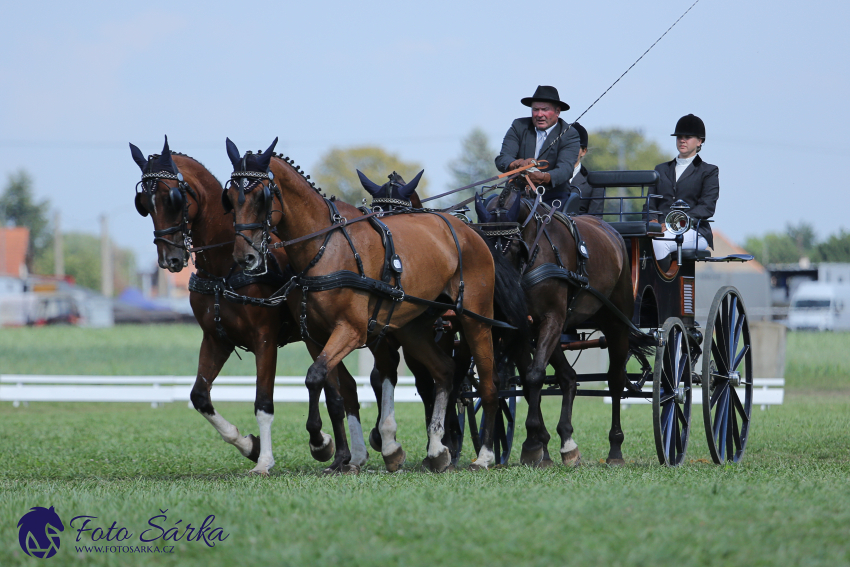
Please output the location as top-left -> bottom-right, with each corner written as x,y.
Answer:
474,185 -> 527,264
357,169 -> 424,209
130,135 -> 198,272
224,137 -> 280,274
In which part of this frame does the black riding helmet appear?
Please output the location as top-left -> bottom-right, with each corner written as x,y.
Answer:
671,114 -> 705,140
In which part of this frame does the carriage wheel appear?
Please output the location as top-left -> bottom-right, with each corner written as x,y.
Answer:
702,286 -> 753,464
652,317 -> 693,466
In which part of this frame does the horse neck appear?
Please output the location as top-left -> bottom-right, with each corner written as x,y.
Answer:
270,157 -> 333,265
173,156 -> 234,275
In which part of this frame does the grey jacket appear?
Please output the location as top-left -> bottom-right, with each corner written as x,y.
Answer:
495,117 -> 581,201
651,155 -> 719,248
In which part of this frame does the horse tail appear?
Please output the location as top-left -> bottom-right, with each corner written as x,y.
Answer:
628,328 -> 656,361
475,229 -> 530,358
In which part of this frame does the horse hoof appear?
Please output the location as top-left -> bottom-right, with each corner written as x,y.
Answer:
468,462 -> 489,472
342,463 -> 361,475
424,448 -> 452,473
538,457 -> 555,469
247,467 -> 270,477
561,448 -> 582,467
246,434 -> 261,463
606,457 -> 626,466
383,447 -> 406,472
309,434 -> 335,462
520,447 -> 545,467
369,428 -> 382,452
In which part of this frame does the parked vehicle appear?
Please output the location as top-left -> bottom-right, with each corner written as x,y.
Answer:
788,282 -> 850,331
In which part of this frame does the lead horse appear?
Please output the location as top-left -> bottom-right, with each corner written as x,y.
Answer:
224,138 -> 518,471
129,137 -> 365,474
477,184 -> 653,466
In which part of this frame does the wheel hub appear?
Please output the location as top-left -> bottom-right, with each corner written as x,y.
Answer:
729,371 -> 741,387
674,387 -> 686,404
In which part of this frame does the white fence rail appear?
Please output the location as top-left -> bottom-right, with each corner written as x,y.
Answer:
0,375 -> 420,408
2,376 -> 784,410
604,378 -> 785,410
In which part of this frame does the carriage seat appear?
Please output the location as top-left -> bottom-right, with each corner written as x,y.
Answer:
586,170 -> 660,188
608,221 -> 664,237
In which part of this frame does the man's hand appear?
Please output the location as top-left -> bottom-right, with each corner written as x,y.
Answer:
528,171 -> 551,186
509,158 -> 535,170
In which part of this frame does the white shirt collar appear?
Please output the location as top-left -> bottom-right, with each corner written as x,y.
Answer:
571,163 -> 581,181
676,154 -> 696,167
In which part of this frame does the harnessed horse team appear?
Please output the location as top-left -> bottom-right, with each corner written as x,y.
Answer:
129,131 -> 656,474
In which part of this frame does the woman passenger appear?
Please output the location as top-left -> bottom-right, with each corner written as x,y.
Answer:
651,114 -> 719,266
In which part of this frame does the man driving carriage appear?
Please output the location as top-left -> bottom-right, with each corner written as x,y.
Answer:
495,85 -> 581,209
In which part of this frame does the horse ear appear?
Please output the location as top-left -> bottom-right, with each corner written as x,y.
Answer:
506,189 -> 521,222
256,137 -> 278,171
129,143 -> 147,172
357,170 -> 383,196
225,138 -> 241,168
474,192 -> 493,223
156,135 -> 178,173
397,170 -> 424,199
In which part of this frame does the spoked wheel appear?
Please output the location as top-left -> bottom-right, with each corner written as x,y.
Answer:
702,286 -> 753,464
652,317 -> 693,466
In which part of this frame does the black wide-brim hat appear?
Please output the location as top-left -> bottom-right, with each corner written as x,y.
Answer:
521,85 -> 570,111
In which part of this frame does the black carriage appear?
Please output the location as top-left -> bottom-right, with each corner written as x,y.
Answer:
459,170 -> 755,467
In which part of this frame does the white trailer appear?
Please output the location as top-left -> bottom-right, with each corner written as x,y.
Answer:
787,282 -> 850,331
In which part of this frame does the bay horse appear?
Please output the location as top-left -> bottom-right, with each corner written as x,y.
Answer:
224,138 -> 523,472
477,184 -> 653,466
357,170 -> 527,466
129,137 -> 365,474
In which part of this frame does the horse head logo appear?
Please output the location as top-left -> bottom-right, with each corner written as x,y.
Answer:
17,506 -> 64,559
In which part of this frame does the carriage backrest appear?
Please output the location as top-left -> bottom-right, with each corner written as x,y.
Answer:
583,170 -> 662,236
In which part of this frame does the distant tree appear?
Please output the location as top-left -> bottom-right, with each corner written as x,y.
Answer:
34,232 -> 137,294
814,229 -> 850,262
445,128 -> 501,212
583,129 -> 672,172
743,233 -> 801,265
0,170 -> 50,261
312,146 -> 428,205
786,221 -> 817,257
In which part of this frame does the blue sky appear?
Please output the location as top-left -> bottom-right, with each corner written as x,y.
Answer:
1,0 -> 847,269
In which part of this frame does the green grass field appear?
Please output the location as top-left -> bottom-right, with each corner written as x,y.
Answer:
1,326 -> 849,566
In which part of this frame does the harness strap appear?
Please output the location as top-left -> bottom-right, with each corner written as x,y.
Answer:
521,263 -> 650,337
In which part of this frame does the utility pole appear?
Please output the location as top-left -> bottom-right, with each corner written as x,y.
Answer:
54,211 -> 64,277
100,214 -> 113,297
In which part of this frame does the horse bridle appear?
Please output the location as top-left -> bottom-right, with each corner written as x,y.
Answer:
135,168 -> 197,266
225,162 -> 282,276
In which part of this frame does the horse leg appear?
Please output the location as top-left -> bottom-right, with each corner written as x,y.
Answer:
406,353 -> 436,453
396,324 -> 455,473
549,348 -> 581,467
461,319 -> 498,471
249,333 -> 279,475
520,314 -> 560,467
370,340 -> 407,471
605,328 -> 630,466
303,340 -> 352,471
321,363 -> 356,474
337,361 -> 369,471
368,342 -> 400,453
190,332 -> 260,461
